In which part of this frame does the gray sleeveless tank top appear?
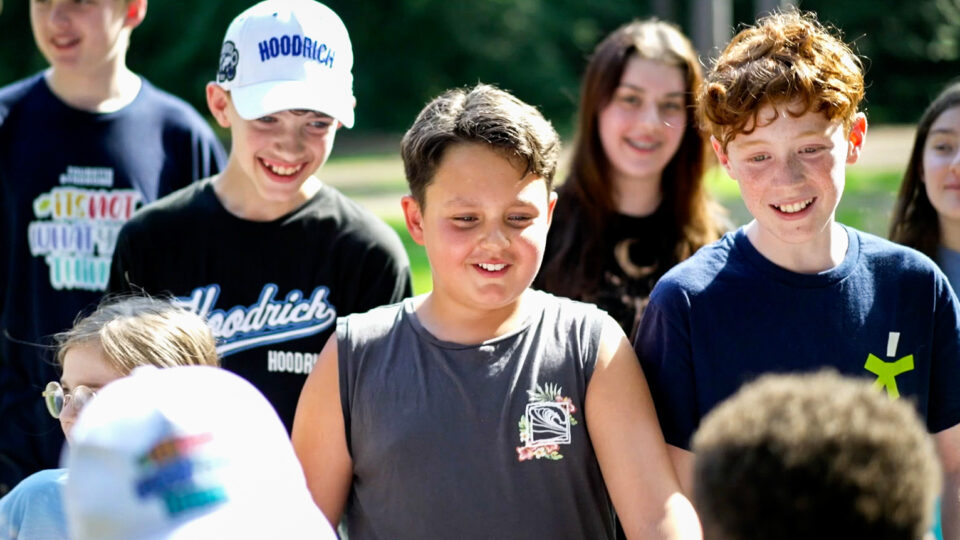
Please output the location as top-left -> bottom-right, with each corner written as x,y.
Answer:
337,290 -> 614,540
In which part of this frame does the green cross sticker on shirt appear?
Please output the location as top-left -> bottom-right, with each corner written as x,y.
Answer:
864,332 -> 914,400
864,354 -> 914,399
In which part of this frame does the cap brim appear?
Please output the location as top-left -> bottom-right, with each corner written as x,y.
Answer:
231,80 -> 354,129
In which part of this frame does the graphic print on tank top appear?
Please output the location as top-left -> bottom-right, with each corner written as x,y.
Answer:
516,383 -> 579,461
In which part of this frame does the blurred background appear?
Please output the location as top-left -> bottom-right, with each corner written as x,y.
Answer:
3,0 -> 958,136
2,0 -> 958,292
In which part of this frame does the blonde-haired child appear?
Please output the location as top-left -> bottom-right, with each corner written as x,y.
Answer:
0,296 -> 219,540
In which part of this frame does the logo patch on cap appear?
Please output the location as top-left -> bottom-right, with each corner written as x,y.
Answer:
218,41 -> 239,83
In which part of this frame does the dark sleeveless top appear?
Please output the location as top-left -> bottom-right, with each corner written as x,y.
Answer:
338,290 -> 615,539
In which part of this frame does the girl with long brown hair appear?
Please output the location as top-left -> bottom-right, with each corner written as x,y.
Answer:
535,19 -> 725,339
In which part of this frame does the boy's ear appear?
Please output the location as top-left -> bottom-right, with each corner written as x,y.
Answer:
710,136 -> 732,175
401,195 -> 426,246
846,113 -> 868,165
123,0 -> 147,29
546,190 -> 558,227
206,83 -> 232,129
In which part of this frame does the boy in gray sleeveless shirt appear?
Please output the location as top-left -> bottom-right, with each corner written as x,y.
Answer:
292,84 -> 699,539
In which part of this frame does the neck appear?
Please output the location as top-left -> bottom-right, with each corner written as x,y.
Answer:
45,61 -> 140,113
612,172 -> 662,216
414,290 -> 532,345
940,217 -> 960,253
745,220 -> 848,274
213,164 -> 322,222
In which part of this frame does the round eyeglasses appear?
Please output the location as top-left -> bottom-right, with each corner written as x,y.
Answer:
42,381 -> 96,419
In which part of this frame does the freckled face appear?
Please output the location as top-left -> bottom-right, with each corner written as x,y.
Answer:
403,143 -> 556,313
716,102 -> 862,257
922,106 -> 960,222
59,341 -> 124,441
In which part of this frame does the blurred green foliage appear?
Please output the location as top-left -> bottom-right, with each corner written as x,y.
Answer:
2,0 -> 958,135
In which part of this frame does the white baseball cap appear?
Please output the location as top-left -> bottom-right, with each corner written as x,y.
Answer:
63,366 -> 336,540
215,0 -> 355,128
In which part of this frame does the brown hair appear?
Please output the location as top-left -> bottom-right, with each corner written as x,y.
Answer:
56,295 -> 219,373
889,82 -> 960,258
693,371 -> 940,540
538,19 -> 722,300
401,83 -> 560,207
698,9 -> 865,152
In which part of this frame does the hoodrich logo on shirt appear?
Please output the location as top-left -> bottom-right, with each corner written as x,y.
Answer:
28,166 -> 142,291
178,283 -> 336,357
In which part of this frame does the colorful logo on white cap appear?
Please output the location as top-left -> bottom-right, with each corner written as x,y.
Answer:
135,433 -> 228,516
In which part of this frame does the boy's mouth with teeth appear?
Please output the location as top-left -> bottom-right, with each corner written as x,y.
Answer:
477,262 -> 507,272
260,159 -> 304,177
773,198 -> 815,214
51,37 -> 80,49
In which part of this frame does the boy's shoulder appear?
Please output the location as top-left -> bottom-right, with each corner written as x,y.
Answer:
853,227 -> 939,272
120,180 -> 213,238
130,78 -> 217,131
653,230 -> 739,297
0,73 -> 47,123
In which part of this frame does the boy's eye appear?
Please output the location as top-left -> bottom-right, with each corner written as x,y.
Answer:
308,120 -> 332,130
507,215 -> 533,226
255,115 -> 277,124
750,154 -> 769,163
452,216 -> 478,224
799,146 -> 823,154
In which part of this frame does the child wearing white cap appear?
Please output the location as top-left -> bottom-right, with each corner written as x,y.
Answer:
63,365 -> 337,540
0,296 -> 220,540
107,0 -> 412,434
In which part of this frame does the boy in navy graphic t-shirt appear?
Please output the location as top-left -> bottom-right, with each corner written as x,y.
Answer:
0,0 -> 226,494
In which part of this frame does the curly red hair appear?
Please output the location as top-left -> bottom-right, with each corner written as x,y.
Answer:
698,9 -> 864,151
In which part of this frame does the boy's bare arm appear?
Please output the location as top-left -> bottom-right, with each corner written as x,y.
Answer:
935,423 -> 960,540
666,445 -> 694,496
292,334 -> 353,526
586,316 -> 701,540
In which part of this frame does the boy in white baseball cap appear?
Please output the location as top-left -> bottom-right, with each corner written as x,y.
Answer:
64,365 -> 337,540
107,0 -> 412,435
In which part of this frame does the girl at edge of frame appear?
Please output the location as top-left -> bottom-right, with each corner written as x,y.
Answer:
535,18 -> 727,341
890,82 -> 960,294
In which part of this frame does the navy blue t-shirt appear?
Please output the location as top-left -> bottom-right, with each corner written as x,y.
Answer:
635,226 -> 960,450
0,74 -> 226,493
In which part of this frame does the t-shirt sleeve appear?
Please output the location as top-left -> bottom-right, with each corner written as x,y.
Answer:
929,273 -> 960,433
633,284 -> 699,450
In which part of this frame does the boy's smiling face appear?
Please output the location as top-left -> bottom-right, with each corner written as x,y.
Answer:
208,85 -> 338,218
403,142 -> 556,314
713,102 -> 865,261
30,0 -> 141,73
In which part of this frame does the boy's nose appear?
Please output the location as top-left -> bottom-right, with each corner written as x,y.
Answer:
479,224 -> 510,250
274,130 -> 306,155
49,3 -> 71,25
772,153 -> 805,185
